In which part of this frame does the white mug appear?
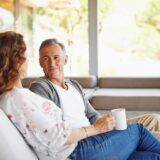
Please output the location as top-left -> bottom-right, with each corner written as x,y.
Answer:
111,108 -> 127,130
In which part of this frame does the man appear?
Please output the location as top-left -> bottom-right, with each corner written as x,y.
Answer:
30,38 -> 160,134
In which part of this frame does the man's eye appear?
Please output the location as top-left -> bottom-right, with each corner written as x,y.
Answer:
54,56 -> 60,60
42,57 -> 49,61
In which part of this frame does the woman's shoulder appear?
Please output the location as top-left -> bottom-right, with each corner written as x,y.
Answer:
11,87 -> 33,98
0,88 -> 28,112
13,88 -> 49,102
0,88 -> 41,104
0,87 -> 55,111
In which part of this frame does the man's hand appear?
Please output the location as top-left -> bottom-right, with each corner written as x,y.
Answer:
93,114 -> 116,134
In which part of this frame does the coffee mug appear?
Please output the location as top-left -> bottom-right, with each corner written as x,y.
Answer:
111,108 -> 127,130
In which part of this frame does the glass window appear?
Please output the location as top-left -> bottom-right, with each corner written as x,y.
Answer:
17,0 -> 89,76
0,0 -> 15,31
98,0 -> 160,77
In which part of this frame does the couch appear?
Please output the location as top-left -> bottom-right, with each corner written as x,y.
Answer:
91,77 -> 160,111
21,76 -> 160,117
22,75 -> 160,139
0,109 -> 38,160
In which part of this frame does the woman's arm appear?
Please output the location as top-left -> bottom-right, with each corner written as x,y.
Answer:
66,114 -> 115,144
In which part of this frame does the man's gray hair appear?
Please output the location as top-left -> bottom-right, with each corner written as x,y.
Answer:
39,38 -> 66,53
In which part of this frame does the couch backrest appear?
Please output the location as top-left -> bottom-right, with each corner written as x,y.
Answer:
0,109 -> 38,160
22,75 -> 97,88
22,77 -> 160,88
21,77 -> 40,88
98,77 -> 160,88
65,75 -> 97,88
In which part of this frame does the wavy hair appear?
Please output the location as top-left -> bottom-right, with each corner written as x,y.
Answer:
0,31 -> 26,94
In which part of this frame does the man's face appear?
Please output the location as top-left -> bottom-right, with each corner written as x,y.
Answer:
39,44 -> 68,80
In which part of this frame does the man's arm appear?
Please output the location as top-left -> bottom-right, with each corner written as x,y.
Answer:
84,97 -> 101,124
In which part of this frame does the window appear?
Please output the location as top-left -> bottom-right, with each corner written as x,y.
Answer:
0,0 -> 15,31
98,0 -> 160,77
17,0 -> 89,76
2,0 -> 160,77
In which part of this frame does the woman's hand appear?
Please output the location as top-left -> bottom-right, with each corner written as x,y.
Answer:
93,114 -> 116,134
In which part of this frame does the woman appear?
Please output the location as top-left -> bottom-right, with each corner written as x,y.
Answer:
0,31 -> 160,160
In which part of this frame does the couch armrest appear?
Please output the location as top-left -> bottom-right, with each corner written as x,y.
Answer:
0,109 -> 38,160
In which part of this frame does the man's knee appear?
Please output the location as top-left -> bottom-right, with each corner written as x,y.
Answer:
148,114 -> 160,124
145,113 -> 160,131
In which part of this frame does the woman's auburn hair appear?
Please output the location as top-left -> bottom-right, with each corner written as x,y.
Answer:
0,31 -> 26,93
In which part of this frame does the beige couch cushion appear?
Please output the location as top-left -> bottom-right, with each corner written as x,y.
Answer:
22,77 -> 39,88
83,88 -> 97,100
0,109 -> 38,160
90,88 -> 160,110
98,77 -> 160,88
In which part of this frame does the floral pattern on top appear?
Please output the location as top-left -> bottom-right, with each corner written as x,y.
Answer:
0,88 -> 76,160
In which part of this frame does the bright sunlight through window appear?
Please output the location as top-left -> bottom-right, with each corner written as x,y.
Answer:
99,0 -> 160,77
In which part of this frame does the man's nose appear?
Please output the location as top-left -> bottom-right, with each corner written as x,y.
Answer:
49,58 -> 56,66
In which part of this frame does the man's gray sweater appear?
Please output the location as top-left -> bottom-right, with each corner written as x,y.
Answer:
29,77 -> 101,124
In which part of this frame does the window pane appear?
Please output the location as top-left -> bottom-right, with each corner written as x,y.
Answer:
98,0 -> 160,77
0,0 -> 15,31
17,0 -> 89,76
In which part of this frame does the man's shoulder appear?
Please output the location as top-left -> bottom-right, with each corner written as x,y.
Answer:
29,77 -> 58,101
30,77 -> 52,89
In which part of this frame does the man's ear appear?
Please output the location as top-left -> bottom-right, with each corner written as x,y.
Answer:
64,55 -> 68,65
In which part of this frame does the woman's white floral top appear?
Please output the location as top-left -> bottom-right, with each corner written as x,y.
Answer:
0,88 -> 76,160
